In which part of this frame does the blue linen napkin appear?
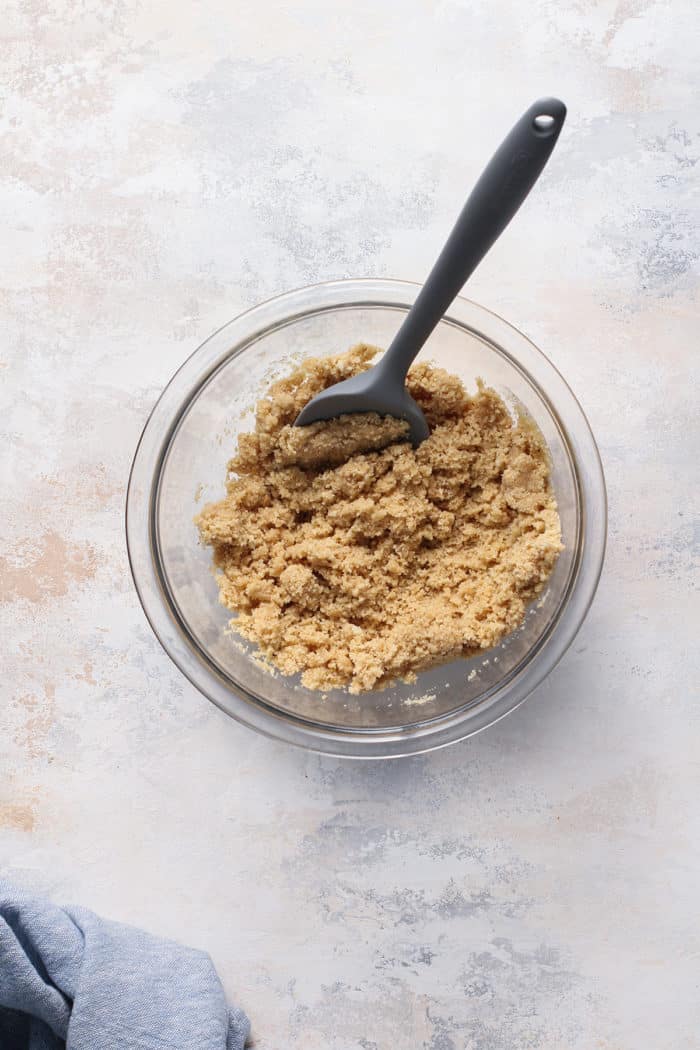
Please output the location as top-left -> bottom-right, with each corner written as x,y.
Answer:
0,881 -> 249,1050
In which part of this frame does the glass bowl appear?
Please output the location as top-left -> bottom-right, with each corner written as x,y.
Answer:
126,279 -> 606,758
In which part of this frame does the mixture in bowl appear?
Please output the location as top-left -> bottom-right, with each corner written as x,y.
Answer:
196,344 -> 562,693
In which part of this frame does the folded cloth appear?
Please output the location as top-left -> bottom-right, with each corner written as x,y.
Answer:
0,881 -> 249,1050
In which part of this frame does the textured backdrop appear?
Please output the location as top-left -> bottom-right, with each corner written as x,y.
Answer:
2,1 -> 698,1047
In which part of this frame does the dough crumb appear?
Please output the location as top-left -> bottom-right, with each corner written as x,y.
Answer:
196,344 -> 563,694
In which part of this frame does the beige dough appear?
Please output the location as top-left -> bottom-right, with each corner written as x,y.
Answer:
196,344 -> 563,693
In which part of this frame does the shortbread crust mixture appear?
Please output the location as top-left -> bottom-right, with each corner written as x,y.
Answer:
196,344 -> 562,693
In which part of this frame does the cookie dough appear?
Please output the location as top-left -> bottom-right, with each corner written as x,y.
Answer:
196,344 -> 563,693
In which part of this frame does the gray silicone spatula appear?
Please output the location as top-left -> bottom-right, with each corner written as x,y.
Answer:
295,97 -> 566,443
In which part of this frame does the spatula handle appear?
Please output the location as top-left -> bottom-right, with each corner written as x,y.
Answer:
381,98 -> 566,380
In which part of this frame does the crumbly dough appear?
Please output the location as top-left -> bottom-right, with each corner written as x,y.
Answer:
196,344 -> 563,693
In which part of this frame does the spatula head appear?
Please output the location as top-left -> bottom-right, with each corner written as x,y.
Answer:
294,363 -> 430,445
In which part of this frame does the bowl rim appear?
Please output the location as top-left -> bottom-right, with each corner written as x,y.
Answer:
126,278 -> 607,758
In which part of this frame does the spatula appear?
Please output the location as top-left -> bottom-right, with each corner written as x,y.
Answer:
295,97 -> 566,443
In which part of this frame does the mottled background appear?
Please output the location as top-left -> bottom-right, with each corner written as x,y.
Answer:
2,1 -> 698,1047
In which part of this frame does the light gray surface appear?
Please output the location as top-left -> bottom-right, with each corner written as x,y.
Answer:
1,2 -> 698,1048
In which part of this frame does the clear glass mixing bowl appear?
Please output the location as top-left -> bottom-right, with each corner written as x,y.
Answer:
126,279 -> 606,758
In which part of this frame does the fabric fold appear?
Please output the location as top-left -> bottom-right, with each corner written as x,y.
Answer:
0,882 -> 249,1050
